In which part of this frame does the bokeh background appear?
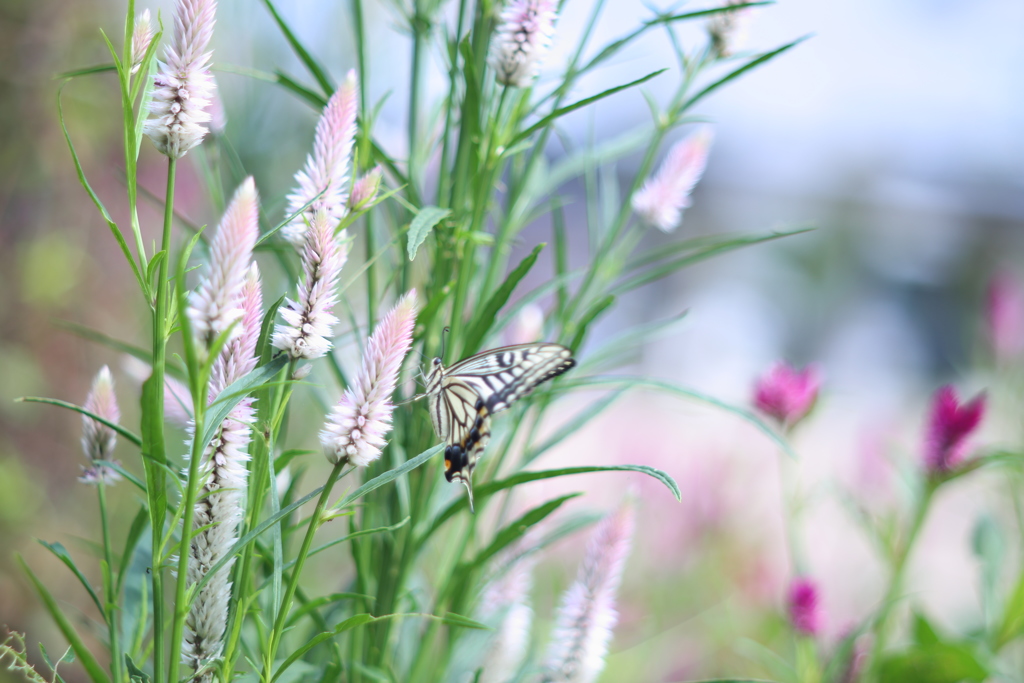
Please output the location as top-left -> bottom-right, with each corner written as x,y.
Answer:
2,0 -> 1023,680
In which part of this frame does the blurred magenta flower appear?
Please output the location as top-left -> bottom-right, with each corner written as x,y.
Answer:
144,0 -> 218,159
631,127 -> 713,233
986,271 -> 1024,362
282,71 -> 358,246
80,366 -> 122,485
753,361 -> 820,428
925,385 -> 985,474
544,503 -> 634,683
321,291 -> 418,467
489,0 -> 558,88
787,577 -> 822,636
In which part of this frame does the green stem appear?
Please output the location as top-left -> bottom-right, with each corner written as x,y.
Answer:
264,462 -> 346,681
408,4 -> 426,198
98,482 -> 122,683
867,480 -> 936,677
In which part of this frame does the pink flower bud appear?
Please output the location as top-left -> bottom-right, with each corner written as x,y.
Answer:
788,577 -> 822,636
348,166 -> 383,210
753,362 -> 820,428
80,366 -> 122,485
130,10 -> 154,74
924,385 -> 985,474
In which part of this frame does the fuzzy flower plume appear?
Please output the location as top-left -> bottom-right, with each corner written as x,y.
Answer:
477,552 -> 536,683
272,211 -> 347,359
80,366 -> 122,485
282,71 -> 358,246
187,177 -> 259,347
144,0 -> 217,159
349,165 -> 383,210
130,10 -> 155,74
753,361 -> 820,428
707,0 -> 753,58
787,577 -> 822,636
925,385 -> 985,474
631,127 -> 713,233
543,503 -> 634,683
321,291 -> 418,467
489,0 -> 558,88
183,265 -> 263,680
986,271 -> 1024,362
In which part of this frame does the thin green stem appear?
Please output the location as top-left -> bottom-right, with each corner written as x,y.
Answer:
264,462 -> 346,681
408,4 -> 427,198
98,482 -> 123,683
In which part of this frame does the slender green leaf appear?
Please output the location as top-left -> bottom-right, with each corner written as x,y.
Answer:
684,37 -> 807,111
260,0 -> 334,96
17,555 -> 112,683
523,389 -> 627,463
568,294 -> 614,351
16,397 -> 142,446
257,295 -> 286,364
462,243 -> 544,356
199,356 -> 289,452
995,570 -> 1024,648
334,445 -> 444,511
36,542 -> 104,615
285,593 -> 372,627
56,63 -> 118,79
116,508 -> 149,595
877,642 -> 988,683
407,206 -> 451,261
123,656 -> 150,683
466,494 -> 580,571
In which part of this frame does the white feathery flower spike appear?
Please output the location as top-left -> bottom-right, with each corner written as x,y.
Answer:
489,0 -> 558,88
477,552 -> 536,683
282,71 -> 359,246
631,127 -> 713,233
272,210 -> 347,360
543,503 -> 634,683
144,0 -> 218,159
80,366 -> 122,485
187,177 -> 259,347
130,9 -> 155,74
321,291 -> 418,467
182,264 -> 263,680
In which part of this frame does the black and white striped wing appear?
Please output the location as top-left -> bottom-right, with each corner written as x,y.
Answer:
446,343 -> 576,414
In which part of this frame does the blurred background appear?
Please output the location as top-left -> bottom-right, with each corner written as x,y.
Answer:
1,0 -> 1023,680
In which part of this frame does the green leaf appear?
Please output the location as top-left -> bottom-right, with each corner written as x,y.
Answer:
422,464 -> 679,542
466,494 -> 580,571
17,555 -> 112,683
124,656 -> 150,683
568,294 -> 614,351
994,570 -> 1024,649
511,69 -> 667,147
116,507 -> 149,596
56,63 -> 118,79
461,243 -> 544,356
523,390 -> 627,463
912,611 -> 940,646
333,445 -> 444,511
272,70 -> 328,109
260,0 -> 334,96
199,356 -> 289,453
407,206 -> 451,261
16,397 -> 142,447
877,642 -> 988,683
285,592 -> 372,627
51,320 -> 188,379
37,541 -> 104,616
257,295 -> 286,364
684,37 -> 807,111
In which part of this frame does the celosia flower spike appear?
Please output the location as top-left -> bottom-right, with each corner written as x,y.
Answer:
282,71 -> 358,246
986,272 -> 1024,362
130,10 -> 155,74
80,366 -> 122,485
489,0 -> 558,88
631,127 -> 713,233
787,577 -> 822,636
349,165 -> 383,210
925,385 -> 985,474
477,552 -> 536,683
272,211 -> 347,360
187,177 -> 259,347
183,264 -> 262,680
753,361 -> 820,428
321,291 -> 418,467
543,503 -> 634,683
707,0 -> 753,58
144,0 -> 217,159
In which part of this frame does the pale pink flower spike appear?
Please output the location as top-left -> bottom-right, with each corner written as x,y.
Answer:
187,177 -> 259,347
130,9 -> 155,74
544,503 -> 634,683
80,366 -> 122,485
489,0 -> 558,88
349,165 -> 383,210
477,552 -> 536,683
272,211 -> 348,360
282,71 -> 358,246
321,291 -> 418,467
632,127 -> 713,233
924,385 -> 985,474
753,361 -> 820,428
144,0 -> 218,159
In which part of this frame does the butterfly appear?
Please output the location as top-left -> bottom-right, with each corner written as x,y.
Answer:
420,342 -> 575,511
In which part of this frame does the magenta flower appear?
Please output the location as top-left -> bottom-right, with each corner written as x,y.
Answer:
144,0 -> 218,159
80,366 -> 122,485
631,127 -> 713,233
544,503 -> 634,683
320,291 -> 418,467
187,177 -> 259,347
282,71 -> 358,246
753,361 -> 820,428
787,577 -> 822,636
925,385 -> 985,474
489,0 -> 558,88
986,272 -> 1024,362
130,9 -> 155,74
272,211 -> 347,360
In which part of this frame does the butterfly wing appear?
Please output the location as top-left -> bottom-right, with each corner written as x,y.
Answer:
434,344 -> 575,509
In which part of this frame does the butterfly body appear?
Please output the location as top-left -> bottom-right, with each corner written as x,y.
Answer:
423,343 -> 575,508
